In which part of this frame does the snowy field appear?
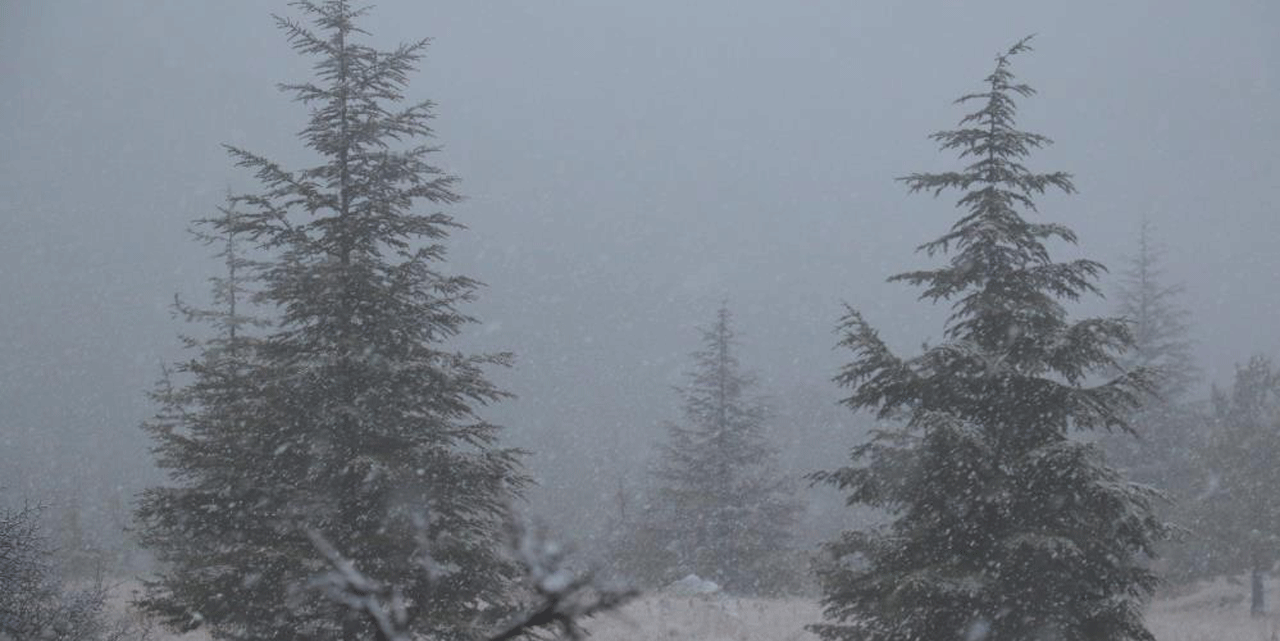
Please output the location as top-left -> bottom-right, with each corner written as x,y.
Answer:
1144,578 -> 1280,641
590,588 -> 1280,641
110,576 -> 1280,641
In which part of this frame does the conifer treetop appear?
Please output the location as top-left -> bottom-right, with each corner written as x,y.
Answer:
839,36 -> 1148,434
637,304 -> 799,594
229,0 -> 463,264
1113,218 -> 1196,398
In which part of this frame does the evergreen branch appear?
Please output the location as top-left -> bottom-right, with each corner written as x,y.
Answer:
834,306 -> 916,418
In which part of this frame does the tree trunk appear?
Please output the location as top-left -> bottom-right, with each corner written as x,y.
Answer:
343,613 -> 363,641
1252,566 -> 1265,617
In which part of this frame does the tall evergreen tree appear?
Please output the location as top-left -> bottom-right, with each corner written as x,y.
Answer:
1112,220 -> 1196,401
1099,220 -> 1203,577
1099,223 -> 1197,474
628,305 -> 800,595
136,4 -> 525,641
136,194 -> 273,637
1197,356 -> 1280,616
810,38 -> 1168,641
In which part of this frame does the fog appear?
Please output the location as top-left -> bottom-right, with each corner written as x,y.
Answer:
2,0 -> 1277,547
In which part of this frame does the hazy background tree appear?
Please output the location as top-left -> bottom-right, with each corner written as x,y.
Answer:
1114,221 -> 1197,399
1097,220 -> 1206,582
56,492 -> 106,579
616,305 -> 801,595
1100,220 -> 1199,488
135,3 -> 525,640
134,193 -> 270,636
1196,356 -> 1280,616
810,38 -> 1168,641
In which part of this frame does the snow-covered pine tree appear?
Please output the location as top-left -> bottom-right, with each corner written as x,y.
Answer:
136,3 -> 525,640
1198,356 -> 1280,616
809,38 -> 1169,641
635,305 -> 800,595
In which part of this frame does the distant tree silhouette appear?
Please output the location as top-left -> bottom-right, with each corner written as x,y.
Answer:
625,305 -> 800,595
1197,356 -> 1280,616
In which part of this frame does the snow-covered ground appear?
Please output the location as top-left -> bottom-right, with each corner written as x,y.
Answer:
1144,578 -> 1280,641
588,594 -> 821,641
112,578 -> 1280,641
585,586 -> 1280,641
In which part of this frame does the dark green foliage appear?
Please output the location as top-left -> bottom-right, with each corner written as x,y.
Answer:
135,3 -> 525,640
1196,356 -> 1280,615
626,306 -> 800,595
810,38 -> 1169,641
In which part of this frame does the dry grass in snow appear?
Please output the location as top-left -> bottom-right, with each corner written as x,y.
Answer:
112,577 -> 1280,641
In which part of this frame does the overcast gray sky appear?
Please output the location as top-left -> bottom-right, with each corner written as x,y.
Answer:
2,1 -> 1277,535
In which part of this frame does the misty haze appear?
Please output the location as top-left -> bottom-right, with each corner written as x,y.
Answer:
2,2 -> 1278,641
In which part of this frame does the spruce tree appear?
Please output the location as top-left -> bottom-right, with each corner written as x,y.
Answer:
1112,220 -> 1196,401
1102,221 -> 1198,487
1098,220 -> 1202,577
135,194 -> 272,637
1198,356 -> 1280,616
136,3 -> 525,640
810,38 -> 1168,641
631,305 -> 799,595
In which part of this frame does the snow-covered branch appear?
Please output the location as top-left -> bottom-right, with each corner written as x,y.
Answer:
307,519 -> 636,641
